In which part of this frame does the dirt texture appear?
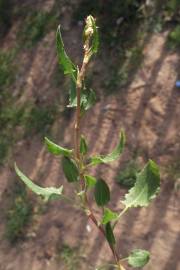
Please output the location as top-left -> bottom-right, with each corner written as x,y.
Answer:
0,1 -> 180,270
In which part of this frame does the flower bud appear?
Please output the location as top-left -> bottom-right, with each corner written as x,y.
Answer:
84,15 -> 95,38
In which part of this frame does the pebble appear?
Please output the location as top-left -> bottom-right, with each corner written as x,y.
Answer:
86,224 -> 92,232
175,81 -> 180,88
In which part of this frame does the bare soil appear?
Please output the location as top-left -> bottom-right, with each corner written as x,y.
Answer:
0,1 -> 179,270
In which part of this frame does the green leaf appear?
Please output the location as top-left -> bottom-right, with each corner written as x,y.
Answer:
14,163 -> 63,202
102,208 -> 119,225
122,160 -> 160,208
44,137 -> 73,157
90,130 -> 125,165
80,135 -> 88,154
68,77 -> 77,107
56,25 -> 76,79
105,222 -> 115,245
91,17 -> 99,54
128,249 -> 150,268
62,157 -> 79,183
68,87 -> 96,110
84,175 -> 97,188
81,88 -> 96,111
94,179 -> 110,206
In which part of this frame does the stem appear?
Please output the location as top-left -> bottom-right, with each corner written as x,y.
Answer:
74,80 -> 81,160
84,193 -> 120,267
74,39 -> 90,160
113,207 -> 128,230
73,27 -> 121,269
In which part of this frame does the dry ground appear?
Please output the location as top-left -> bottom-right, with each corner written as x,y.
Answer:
0,1 -> 180,270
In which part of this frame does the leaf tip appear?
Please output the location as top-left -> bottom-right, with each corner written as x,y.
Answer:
14,162 -> 19,174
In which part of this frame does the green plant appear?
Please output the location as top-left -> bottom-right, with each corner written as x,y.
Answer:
23,105 -> 58,135
168,25 -> 180,49
18,11 -> 57,47
0,49 -> 20,163
74,0 -> 145,46
0,0 -> 12,37
5,182 -> 32,242
15,16 -> 160,269
0,49 -> 16,90
0,138 -> 9,164
57,245 -> 81,270
116,160 -> 140,188
104,46 -> 143,93
164,0 -> 180,22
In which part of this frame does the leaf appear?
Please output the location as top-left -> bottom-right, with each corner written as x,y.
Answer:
14,163 -> 63,202
90,17 -> 99,55
94,179 -> 110,206
68,77 -> 77,107
128,249 -> 150,268
45,137 -> 73,157
90,130 -> 125,165
62,157 -> 79,183
81,88 -> 96,111
102,208 -> 119,225
122,160 -> 160,208
105,222 -> 115,245
80,135 -> 88,154
84,175 -> 97,188
56,25 -> 76,79
68,87 -> 96,111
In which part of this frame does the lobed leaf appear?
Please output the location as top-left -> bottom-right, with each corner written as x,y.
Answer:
122,160 -> 160,208
56,25 -> 76,79
105,222 -> 115,245
94,179 -> 110,206
62,157 -> 79,183
44,137 -> 73,157
102,208 -> 119,225
14,163 -> 63,202
128,249 -> 150,268
90,130 -> 125,165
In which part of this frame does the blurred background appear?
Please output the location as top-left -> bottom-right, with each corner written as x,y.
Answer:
0,0 -> 179,269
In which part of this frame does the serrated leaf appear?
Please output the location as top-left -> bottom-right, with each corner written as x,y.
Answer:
84,175 -> 97,188
62,157 -> 79,183
45,137 -> 73,157
56,25 -> 76,79
90,130 -> 125,165
102,208 -> 119,224
105,222 -> 115,245
94,179 -> 110,206
14,163 -> 63,202
128,249 -> 150,268
80,135 -> 88,154
122,160 -> 160,208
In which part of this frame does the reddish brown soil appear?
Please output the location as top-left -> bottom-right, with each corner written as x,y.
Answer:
0,2 -> 179,270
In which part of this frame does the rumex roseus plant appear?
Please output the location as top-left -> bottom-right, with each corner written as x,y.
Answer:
15,15 -> 160,270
